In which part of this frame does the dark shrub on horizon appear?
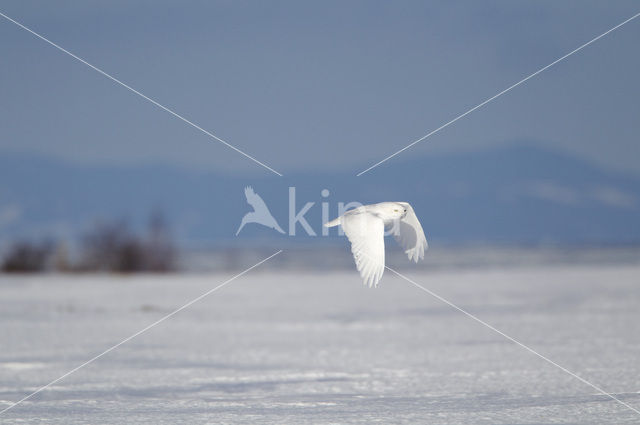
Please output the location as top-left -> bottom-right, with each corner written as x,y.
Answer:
1,241 -> 52,273
1,212 -> 177,274
80,220 -> 137,272
80,213 -> 175,273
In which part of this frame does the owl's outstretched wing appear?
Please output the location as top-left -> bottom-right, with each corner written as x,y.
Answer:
342,211 -> 385,288
393,202 -> 428,263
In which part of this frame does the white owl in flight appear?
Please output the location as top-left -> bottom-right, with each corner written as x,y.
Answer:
325,202 -> 428,288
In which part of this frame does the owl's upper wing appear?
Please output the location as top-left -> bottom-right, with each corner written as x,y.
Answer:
393,202 -> 428,263
341,211 -> 385,288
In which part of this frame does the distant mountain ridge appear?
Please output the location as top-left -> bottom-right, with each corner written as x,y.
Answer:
1,145 -> 638,245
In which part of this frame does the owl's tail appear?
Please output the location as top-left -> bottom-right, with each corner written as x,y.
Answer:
323,217 -> 341,227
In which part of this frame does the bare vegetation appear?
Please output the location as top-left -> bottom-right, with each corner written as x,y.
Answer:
1,212 -> 176,273
1,240 -> 52,273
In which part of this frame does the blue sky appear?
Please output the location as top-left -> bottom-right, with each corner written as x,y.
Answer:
1,1 -> 639,176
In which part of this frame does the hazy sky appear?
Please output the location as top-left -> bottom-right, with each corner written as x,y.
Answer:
1,1 -> 639,176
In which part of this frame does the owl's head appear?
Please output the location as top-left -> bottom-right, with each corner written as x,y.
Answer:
377,202 -> 408,220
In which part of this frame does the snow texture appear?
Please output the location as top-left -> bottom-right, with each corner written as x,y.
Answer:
1,263 -> 640,423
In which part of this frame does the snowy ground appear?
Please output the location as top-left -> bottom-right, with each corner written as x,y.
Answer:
1,261 -> 640,424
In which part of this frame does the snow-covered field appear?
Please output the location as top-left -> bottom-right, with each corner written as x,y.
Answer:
1,262 -> 639,424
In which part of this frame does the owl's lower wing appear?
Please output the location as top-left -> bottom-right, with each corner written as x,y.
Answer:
394,203 -> 428,262
342,211 -> 385,288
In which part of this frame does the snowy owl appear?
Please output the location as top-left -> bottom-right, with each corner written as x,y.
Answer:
325,202 -> 427,287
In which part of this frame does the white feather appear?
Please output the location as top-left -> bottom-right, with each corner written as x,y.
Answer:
329,202 -> 428,287
393,202 -> 428,263
341,210 -> 385,288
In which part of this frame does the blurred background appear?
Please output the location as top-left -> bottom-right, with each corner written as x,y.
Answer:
1,0 -> 639,272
